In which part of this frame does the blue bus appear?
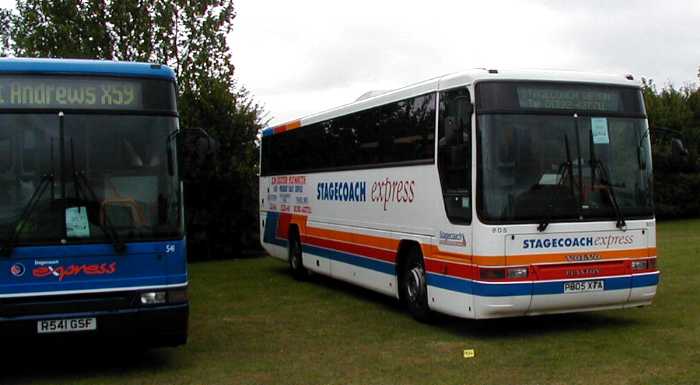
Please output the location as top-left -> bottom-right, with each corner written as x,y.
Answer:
0,58 -> 188,347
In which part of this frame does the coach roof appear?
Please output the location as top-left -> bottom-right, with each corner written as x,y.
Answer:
262,68 -> 641,137
0,57 -> 176,80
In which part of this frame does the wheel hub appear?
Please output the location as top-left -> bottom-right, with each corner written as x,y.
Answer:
406,266 -> 424,301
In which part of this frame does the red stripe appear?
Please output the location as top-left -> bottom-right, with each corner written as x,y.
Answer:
533,260 -> 629,280
302,235 -> 396,263
276,213 -> 292,240
425,258 -> 476,280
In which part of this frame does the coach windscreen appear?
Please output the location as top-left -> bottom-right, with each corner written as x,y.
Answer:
475,81 -> 653,224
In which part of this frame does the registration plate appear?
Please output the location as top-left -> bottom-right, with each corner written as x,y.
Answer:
37,318 -> 97,334
563,280 -> 604,294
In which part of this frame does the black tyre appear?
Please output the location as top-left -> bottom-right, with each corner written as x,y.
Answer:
288,229 -> 308,280
400,246 -> 433,322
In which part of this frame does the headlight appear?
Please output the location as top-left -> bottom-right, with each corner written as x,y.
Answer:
632,259 -> 656,271
507,267 -> 529,279
140,291 -> 167,305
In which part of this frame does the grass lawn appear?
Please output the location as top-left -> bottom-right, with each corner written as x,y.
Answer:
3,219 -> 700,385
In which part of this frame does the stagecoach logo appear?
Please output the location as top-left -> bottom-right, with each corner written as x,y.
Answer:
10,263 -> 26,277
439,231 -> 466,247
522,234 -> 634,250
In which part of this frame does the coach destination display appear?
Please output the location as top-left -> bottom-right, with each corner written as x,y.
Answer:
0,75 -> 176,111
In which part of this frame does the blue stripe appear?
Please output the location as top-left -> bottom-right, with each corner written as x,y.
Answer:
475,281 -> 532,296
262,128 -> 274,137
263,212 -> 288,247
427,273 -> 659,297
0,58 -> 175,80
427,273 -> 473,294
632,273 -> 660,288
427,273 -> 531,296
303,244 -> 395,275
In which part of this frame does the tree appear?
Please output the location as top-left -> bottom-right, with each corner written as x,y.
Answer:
10,1 -> 237,93
6,0 -> 265,257
643,74 -> 700,218
0,8 -> 12,56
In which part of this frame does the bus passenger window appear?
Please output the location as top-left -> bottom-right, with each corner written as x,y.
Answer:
438,88 -> 472,224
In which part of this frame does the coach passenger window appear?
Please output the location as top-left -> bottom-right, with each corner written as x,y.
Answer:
438,88 -> 472,224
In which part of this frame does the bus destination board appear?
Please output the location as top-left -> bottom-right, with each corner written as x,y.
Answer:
0,77 -> 143,110
516,86 -> 622,112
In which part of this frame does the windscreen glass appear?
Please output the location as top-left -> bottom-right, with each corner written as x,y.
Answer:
0,113 -> 182,245
476,82 -> 653,224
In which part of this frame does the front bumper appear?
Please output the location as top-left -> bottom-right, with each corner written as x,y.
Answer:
0,291 -> 189,347
474,272 -> 659,318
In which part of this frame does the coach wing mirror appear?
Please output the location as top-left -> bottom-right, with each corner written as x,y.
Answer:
178,128 -> 218,179
671,137 -> 689,166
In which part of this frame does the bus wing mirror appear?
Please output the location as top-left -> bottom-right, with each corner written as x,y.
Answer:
671,137 -> 688,166
180,128 -> 218,180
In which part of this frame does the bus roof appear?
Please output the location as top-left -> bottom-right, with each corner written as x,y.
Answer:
262,68 -> 642,137
0,57 -> 176,80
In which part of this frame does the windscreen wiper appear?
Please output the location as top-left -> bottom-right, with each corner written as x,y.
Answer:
591,159 -> 627,230
538,135 -> 577,232
72,170 -> 126,254
0,173 -> 54,257
537,161 -> 570,232
68,139 -> 126,254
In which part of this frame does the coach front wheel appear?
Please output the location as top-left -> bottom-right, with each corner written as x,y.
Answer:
401,248 -> 432,322
288,229 -> 308,280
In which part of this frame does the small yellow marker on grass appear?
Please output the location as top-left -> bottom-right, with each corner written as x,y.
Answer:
463,349 -> 475,359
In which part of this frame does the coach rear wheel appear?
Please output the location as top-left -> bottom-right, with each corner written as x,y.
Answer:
401,247 -> 432,322
288,229 -> 308,280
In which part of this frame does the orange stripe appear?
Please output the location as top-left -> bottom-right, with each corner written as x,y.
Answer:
424,245 -> 473,263
304,224 -> 400,251
274,119 -> 301,134
285,120 -> 301,131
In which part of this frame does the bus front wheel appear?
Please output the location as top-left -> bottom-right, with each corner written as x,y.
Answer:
401,247 -> 432,322
288,229 -> 308,280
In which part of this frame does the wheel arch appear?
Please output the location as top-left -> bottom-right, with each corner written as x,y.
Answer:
287,224 -> 300,259
395,239 -> 423,301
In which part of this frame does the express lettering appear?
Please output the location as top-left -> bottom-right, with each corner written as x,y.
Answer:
32,262 -> 117,281
593,234 -> 635,248
370,178 -> 415,211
